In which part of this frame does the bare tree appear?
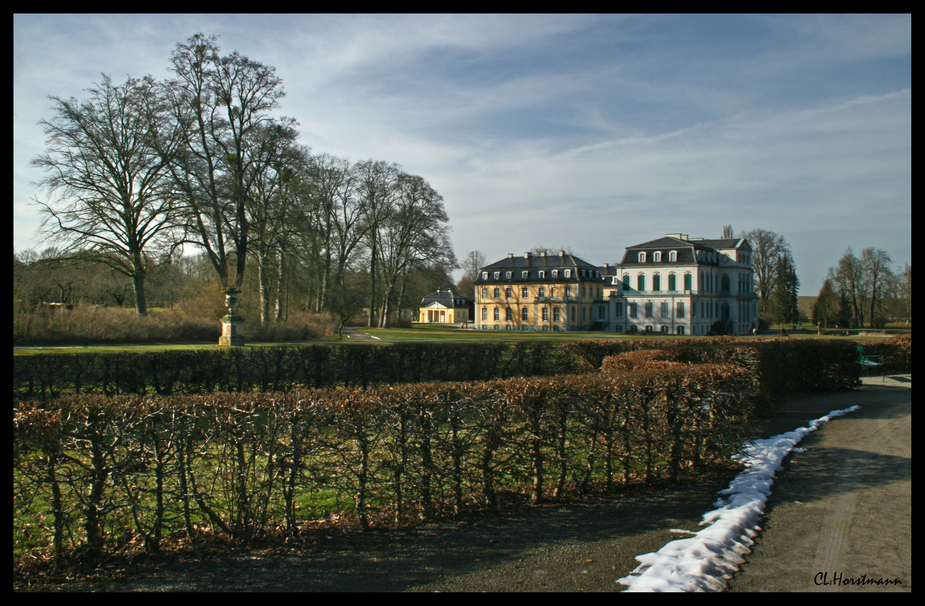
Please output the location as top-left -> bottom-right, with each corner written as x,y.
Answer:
741,228 -> 791,315
861,247 -> 894,328
375,172 -> 456,326
164,33 -> 293,293
829,247 -> 868,327
353,160 -> 401,327
30,74 -> 184,315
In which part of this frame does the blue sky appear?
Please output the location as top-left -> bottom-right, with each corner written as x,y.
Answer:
13,14 -> 911,293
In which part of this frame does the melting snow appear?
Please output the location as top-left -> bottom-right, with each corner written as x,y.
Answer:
617,405 -> 861,592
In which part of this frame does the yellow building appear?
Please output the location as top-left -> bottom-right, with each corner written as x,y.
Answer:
474,251 -> 607,331
417,290 -> 473,325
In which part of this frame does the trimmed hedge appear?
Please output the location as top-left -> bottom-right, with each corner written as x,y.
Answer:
13,341 -> 580,401
15,365 -> 754,563
15,336 -> 891,402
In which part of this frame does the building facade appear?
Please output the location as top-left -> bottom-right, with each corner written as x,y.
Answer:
474,251 -> 607,331
604,234 -> 758,335
418,290 -> 473,324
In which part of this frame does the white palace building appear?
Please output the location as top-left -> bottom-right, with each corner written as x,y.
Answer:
602,234 -> 758,336
473,233 -> 759,336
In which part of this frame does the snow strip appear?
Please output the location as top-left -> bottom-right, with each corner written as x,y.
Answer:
617,405 -> 861,592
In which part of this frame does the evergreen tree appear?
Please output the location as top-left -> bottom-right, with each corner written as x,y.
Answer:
771,252 -> 800,327
812,278 -> 838,329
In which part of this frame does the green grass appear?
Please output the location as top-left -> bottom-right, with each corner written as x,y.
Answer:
14,322 -> 905,356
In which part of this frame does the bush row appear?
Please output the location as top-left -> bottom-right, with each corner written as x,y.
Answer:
15,364 -> 754,564
15,337 -> 886,402
13,341 -> 580,400
568,337 -> 874,415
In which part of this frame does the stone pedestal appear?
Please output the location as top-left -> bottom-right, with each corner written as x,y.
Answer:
218,288 -> 245,346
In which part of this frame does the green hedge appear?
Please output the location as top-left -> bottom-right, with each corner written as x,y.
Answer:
13,341 -> 580,400
15,337 -> 891,402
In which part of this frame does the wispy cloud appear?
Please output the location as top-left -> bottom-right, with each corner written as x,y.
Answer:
14,13 -> 910,290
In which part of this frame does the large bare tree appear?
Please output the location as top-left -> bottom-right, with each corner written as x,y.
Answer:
164,33 -> 293,293
30,74 -> 184,314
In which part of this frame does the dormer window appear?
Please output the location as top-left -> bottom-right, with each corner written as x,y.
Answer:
638,252 -> 647,263
522,271 -> 528,279
654,252 -> 662,262
538,270 -> 545,279
551,270 -> 558,279
482,272 -> 488,280
493,272 -> 500,280
564,269 -> 571,278
669,250 -> 677,262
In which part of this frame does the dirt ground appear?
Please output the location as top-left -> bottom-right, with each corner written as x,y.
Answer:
19,375 -> 911,592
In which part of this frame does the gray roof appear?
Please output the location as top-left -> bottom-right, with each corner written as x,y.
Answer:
620,235 -> 751,267
419,290 -> 471,308
475,251 -> 603,284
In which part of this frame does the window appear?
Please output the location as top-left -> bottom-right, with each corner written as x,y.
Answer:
654,251 -> 662,262
493,308 -> 500,321
521,287 -> 529,298
522,271 -> 529,279
564,285 -> 572,298
660,302 -> 669,318
505,271 -> 512,279
629,303 -> 637,318
543,307 -> 550,321
614,302 -> 623,317
645,302 -> 653,318
493,272 -> 499,280
538,286 -> 546,297
505,287 -> 512,298
505,308 -> 513,321
482,307 -> 487,321
493,287 -> 500,298
669,250 -> 677,262
553,307 -> 560,321
684,273 -> 692,291
638,252 -> 646,263
637,275 -> 645,291
598,306 -> 605,320
551,270 -> 558,278
668,274 -> 676,291
481,287 -> 488,299
481,272 -> 488,280
677,302 -> 685,318
521,307 -> 528,321
564,269 -> 571,278
653,274 -> 661,291
538,270 -> 545,279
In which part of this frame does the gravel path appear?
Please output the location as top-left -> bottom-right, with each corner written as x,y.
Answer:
27,375 -> 911,592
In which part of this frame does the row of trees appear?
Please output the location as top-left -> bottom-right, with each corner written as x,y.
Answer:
28,33 -> 455,327
728,226 -> 910,329
815,248 -> 910,329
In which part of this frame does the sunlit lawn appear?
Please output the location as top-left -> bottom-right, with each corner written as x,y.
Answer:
13,322 -> 900,356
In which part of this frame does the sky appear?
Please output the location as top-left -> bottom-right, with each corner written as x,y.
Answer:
13,14 -> 911,293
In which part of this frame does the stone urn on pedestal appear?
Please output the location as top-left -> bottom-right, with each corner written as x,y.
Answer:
219,287 -> 245,346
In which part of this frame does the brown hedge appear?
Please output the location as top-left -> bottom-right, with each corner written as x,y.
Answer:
15,364 -> 755,565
